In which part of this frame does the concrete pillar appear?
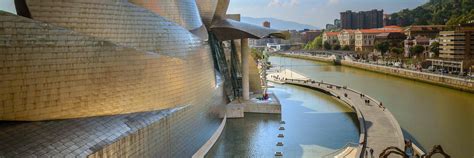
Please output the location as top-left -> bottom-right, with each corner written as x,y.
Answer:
241,38 -> 250,100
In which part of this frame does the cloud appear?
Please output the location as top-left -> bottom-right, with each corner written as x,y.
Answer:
289,0 -> 300,6
268,0 -> 282,7
327,0 -> 340,5
267,0 -> 300,7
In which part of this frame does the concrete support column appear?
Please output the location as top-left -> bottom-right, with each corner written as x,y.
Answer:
241,38 -> 250,100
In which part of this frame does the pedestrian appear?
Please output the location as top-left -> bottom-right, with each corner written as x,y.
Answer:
370,148 -> 374,158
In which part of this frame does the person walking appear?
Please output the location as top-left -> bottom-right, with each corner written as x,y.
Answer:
370,148 -> 374,158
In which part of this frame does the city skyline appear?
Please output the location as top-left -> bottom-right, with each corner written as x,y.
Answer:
228,0 -> 427,28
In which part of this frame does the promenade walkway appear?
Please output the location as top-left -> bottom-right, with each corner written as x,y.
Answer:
268,69 -> 405,158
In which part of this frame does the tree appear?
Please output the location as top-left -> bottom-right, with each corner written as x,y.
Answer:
390,47 -> 404,60
410,45 -> 425,58
430,42 -> 440,57
251,48 -> 264,60
446,10 -> 474,25
375,41 -> 390,58
391,47 -> 403,55
388,0 -> 474,26
304,35 -> 323,50
323,41 -> 331,50
314,36 -> 323,49
342,45 -> 350,51
332,43 -> 341,50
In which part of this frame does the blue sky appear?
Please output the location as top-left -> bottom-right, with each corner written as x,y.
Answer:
1,0 -> 427,28
228,0 -> 428,28
0,0 -> 15,14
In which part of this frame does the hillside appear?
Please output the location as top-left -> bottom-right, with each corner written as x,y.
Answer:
391,0 -> 474,26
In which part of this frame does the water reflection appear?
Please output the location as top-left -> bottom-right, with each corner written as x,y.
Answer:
206,84 -> 359,157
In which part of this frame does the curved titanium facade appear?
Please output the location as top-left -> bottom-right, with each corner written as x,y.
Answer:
24,0 -> 200,57
0,0 -> 221,120
128,0 -> 203,31
196,0 -> 218,28
0,0 -> 226,156
128,0 -> 209,40
0,0 -> 287,157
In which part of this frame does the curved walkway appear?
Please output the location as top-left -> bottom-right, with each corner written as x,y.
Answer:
268,70 -> 404,157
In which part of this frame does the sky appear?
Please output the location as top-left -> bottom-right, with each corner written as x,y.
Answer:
0,0 -> 16,14
228,0 -> 428,28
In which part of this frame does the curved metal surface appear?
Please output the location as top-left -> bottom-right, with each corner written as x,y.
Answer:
129,0 -> 208,40
25,0 -> 203,56
211,0 -> 229,21
210,19 -> 290,41
1,1 -> 221,121
196,0 -> 218,28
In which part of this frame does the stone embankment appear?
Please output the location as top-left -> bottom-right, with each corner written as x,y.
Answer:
277,53 -> 474,93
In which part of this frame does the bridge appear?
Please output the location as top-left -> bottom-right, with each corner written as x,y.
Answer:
267,69 -> 424,157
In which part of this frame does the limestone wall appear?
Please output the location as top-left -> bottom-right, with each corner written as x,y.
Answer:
249,55 -> 263,94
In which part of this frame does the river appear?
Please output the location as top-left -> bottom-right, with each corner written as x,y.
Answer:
269,56 -> 473,158
206,82 -> 359,157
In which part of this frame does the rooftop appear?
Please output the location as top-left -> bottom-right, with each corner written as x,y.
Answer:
325,31 -> 340,36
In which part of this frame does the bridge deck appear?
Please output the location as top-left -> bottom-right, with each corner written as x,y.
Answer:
269,70 -> 404,157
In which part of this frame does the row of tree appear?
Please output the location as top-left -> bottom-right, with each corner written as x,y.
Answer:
374,41 -> 440,60
304,36 -> 350,51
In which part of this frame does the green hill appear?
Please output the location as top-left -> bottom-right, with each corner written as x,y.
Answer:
390,0 -> 474,26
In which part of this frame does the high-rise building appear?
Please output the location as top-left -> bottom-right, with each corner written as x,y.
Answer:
326,24 -> 336,30
340,9 -> 383,29
439,24 -> 474,61
430,24 -> 473,74
334,19 -> 341,28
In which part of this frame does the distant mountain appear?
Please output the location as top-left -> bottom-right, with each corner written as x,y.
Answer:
241,17 -> 319,30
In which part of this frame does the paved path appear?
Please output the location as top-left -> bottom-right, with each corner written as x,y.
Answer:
268,70 -> 405,158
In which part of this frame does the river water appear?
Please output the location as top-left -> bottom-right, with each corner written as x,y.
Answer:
269,56 -> 474,158
207,56 -> 473,158
206,83 -> 359,157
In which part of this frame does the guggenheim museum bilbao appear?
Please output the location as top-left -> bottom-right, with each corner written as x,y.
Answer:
0,0 -> 287,157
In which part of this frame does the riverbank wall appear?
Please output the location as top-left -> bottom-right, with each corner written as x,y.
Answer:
276,53 -> 474,93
